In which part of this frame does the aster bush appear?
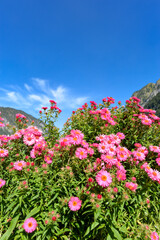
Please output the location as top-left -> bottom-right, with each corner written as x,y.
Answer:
0,97 -> 160,239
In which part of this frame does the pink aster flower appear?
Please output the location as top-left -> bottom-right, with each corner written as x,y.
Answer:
148,169 -> 160,181
141,118 -> 152,125
14,161 -> 26,171
137,146 -> 148,156
71,135 -> 82,145
44,155 -> 52,164
151,231 -> 159,240
22,217 -> 37,233
0,178 -> 6,188
156,158 -> 160,166
75,147 -> 88,159
68,196 -> 82,211
116,170 -> 126,181
0,122 -> 5,127
59,137 -> 71,147
149,145 -> 160,153
0,149 -> 8,157
125,182 -> 138,192
96,169 -> 112,187
98,142 -> 108,153
81,140 -> 89,149
132,151 -> 146,161
23,134 -> 36,146
116,132 -> 125,140
70,129 -> 84,139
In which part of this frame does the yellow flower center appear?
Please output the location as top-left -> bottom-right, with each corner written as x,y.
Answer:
28,222 -> 33,228
136,153 -> 141,157
101,175 -> 107,181
153,172 -> 157,176
73,201 -> 77,206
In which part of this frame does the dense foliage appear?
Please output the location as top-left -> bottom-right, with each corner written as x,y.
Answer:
0,97 -> 160,240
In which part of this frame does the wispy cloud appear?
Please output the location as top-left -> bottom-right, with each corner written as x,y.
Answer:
7,91 -> 18,103
32,78 -> 47,91
51,86 -> 66,103
0,78 -> 89,119
24,83 -> 32,92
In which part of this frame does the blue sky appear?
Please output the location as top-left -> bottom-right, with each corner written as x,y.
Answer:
0,0 -> 160,128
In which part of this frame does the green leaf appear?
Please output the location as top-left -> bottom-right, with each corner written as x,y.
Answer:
111,226 -> 122,240
84,221 -> 99,237
1,214 -> 20,240
107,234 -> 112,240
25,206 -> 40,220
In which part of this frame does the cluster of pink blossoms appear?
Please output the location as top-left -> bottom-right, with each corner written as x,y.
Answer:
89,107 -> 117,126
58,129 -> 94,160
142,163 -> 160,183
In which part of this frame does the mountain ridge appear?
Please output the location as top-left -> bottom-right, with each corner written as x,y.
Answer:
0,106 -> 44,135
132,79 -> 160,107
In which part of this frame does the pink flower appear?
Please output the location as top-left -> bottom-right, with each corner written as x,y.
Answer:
23,134 -> 36,146
44,155 -> 52,164
14,161 -> 26,171
96,170 -> 112,187
141,118 -> 152,125
22,217 -> 37,233
149,145 -> 160,153
116,170 -> 126,181
125,182 -> 138,192
0,178 -> 6,188
98,143 -> 108,153
150,231 -> 159,240
156,158 -> 160,166
70,129 -> 84,139
148,169 -> 160,181
71,135 -> 82,145
132,151 -> 145,161
68,197 -> 82,211
0,149 -> 8,157
116,132 -> 125,140
87,147 -> 94,156
113,187 -> 118,193
75,147 -> 88,159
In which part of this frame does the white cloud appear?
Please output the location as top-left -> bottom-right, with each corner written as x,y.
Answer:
7,92 -> 18,103
51,86 -> 66,103
0,78 -> 89,123
69,97 -> 89,108
32,78 -> 47,91
24,83 -> 32,92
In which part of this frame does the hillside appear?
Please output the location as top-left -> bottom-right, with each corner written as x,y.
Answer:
0,107 -> 44,135
132,79 -> 160,106
144,92 -> 160,117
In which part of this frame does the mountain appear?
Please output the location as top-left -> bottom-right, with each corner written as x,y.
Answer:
132,79 -> 160,117
0,107 -> 44,135
143,92 -> 160,117
132,79 -> 160,107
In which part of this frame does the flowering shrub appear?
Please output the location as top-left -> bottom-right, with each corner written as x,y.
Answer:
0,97 -> 160,239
